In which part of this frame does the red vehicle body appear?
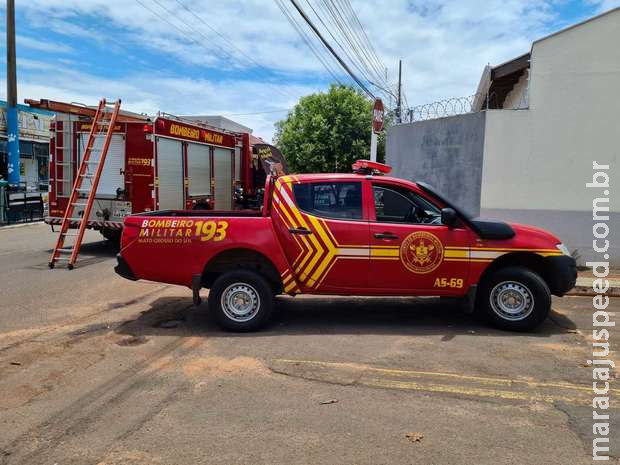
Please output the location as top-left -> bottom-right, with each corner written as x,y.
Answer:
26,99 -> 279,241
116,161 -> 577,332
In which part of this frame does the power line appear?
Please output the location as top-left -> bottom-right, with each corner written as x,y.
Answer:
321,0 -> 385,85
309,0 -> 394,102
172,0 -> 301,100
134,0 -> 302,104
285,0 -> 375,99
302,0 -> 377,90
275,0 -> 345,86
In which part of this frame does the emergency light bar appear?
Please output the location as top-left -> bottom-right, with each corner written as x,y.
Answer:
352,159 -> 392,175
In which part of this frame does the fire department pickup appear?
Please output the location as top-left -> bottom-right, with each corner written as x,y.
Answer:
115,160 -> 576,332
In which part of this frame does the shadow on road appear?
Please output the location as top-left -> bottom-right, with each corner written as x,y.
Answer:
33,239 -> 119,269
115,295 -> 575,339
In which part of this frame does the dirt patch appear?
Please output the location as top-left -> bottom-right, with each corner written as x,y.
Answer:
182,356 -> 268,379
96,449 -> 163,465
116,335 -> 148,347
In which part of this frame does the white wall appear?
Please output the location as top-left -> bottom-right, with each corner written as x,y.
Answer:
482,8 -> 620,213
480,9 -> 620,263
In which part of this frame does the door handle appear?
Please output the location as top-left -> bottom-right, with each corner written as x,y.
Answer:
374,232 -> 398,240
289,227 -> 313,235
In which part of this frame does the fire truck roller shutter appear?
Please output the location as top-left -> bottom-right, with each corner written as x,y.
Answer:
234,146 -> 242,182
214,147 -> 233,210
79,133 -> 125,197
156,137 -> 184,210
187,142 -> 211,196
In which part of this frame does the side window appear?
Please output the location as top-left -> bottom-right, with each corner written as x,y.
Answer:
373,184 -> 441,224
293,182 -> 362,220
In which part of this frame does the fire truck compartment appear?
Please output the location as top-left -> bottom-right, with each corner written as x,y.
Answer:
156,137 -> 184,210
213,147 -> 233,210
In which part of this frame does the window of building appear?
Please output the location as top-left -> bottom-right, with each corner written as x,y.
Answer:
293,182 -> 362,220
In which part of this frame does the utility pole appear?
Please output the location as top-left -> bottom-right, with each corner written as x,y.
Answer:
6,0 -> 20,187
396,59 -> 402,123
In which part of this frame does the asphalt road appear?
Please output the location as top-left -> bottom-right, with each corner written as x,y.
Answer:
0,223 -> 618,465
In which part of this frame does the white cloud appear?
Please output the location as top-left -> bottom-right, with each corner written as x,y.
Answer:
3,0 -> 607,139
16,35 -> 74,54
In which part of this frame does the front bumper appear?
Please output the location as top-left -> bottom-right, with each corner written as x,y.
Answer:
114,254 -> 137,281
544,255 -> 577,296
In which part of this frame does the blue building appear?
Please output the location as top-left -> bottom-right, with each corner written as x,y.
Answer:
0,100 -> 53,192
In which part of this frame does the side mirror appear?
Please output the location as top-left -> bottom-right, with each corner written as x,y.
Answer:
441,207 -> 458,228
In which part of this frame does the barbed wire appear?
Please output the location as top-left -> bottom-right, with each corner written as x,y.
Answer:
401,88 -> 529,124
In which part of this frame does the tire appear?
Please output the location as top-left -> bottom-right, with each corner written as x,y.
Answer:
102,229 -> 121,246
476,266 -> 551,331
208,270 -> 274,332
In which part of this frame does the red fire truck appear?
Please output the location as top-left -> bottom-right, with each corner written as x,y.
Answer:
115,160 -> 577,332
26,99 -> 284,241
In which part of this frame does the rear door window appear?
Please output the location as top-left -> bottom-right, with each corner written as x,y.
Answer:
293,182 -> 362,220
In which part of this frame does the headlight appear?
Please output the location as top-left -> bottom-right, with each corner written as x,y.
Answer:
556,243 -> 570,256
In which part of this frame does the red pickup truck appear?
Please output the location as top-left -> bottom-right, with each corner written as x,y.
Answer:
115,160 -> 576,332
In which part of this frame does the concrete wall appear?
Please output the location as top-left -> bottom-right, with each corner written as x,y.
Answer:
387,112 -> 486,217
481,8 -> 620,264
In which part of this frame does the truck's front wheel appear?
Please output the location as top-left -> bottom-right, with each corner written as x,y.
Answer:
477,266 -> 551,331
209,270 -> 274,331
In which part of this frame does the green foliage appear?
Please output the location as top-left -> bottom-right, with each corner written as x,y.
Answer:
274,84 -> 385,173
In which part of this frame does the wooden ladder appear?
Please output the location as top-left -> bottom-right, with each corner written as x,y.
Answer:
49,98 -> 121,269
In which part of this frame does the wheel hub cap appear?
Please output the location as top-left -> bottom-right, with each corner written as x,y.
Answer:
490,281 -> 534,321
221,283 -> 260,322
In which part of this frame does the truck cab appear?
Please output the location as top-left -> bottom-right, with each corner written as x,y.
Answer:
116,160 -> 577,332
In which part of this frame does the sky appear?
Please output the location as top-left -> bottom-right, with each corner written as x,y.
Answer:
0,0 -> 618,141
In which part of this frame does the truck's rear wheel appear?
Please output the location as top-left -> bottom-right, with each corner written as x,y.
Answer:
477,266 -> 550,331
208,270 -> 273,331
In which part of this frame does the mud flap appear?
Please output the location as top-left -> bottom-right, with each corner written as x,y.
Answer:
192,274 -> 202,306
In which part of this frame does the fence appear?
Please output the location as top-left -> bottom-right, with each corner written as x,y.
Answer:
401,88 -> 529,123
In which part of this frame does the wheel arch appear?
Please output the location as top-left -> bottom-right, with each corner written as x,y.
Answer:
201,247 -> 283,293
477,252 -> 554,292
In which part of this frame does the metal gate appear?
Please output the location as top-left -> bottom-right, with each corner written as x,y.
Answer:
79,133 -> 125,197
156,137 -> 184,210
213,147 -> 233,210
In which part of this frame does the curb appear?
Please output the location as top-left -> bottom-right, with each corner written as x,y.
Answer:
0,221 -> 44,231
567,284 -> 620,297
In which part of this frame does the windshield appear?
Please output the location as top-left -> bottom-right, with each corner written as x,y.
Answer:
416,182 -> 474,219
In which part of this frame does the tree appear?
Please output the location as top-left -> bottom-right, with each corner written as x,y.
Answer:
274,84 -> 385,173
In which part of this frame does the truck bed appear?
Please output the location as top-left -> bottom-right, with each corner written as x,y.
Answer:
134,209 -> 263,218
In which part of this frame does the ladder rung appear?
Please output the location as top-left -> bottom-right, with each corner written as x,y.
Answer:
76,188 -> 91,192
62,231 -> 79,236
72,202 -> 88,206
55,161 -> 73,165
54,257 -> 71,261
57,248 -> 74,254
80,173 -> 94,178
55,146 -> 70,150
84,160 -> 100,164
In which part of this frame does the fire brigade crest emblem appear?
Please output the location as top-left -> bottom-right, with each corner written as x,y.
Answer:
400,231 -> 444,274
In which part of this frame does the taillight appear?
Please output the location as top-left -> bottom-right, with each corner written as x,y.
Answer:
120,219 -> 141,249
